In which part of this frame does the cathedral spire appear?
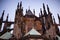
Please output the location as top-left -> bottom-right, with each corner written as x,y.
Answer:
39,8 -> 41,17
0,10 -> 5,31
17,2 -> 19,9
6,14 -> 9,22
20,1 -> 22,9
40,8 -> 43,16
57,14 -> 60,24
47,4 -> 50,13
53,16 -> 56,24
47,4 -> 52,15
1,10 -> 5,20
43,3 -> 45,10
43,3 -> 47,16
57,14 -> 59,18
47,5 -> 53,24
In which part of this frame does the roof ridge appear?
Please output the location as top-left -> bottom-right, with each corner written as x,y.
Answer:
24,28 -> 41,36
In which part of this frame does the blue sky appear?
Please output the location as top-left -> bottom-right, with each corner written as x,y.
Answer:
0,0 -> 60,33
0,0 -> 60,23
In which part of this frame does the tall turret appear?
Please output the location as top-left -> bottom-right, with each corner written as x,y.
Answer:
43,3 -> 49,30
13,1 -> 23,39
33,9 -> 35,16
16,1 -> 23,17
1,10 -> 5,20
0,10 -> 5,31
39,8 -> 43,17
53,16 -> 56,24
20,1 -> 22,9
6,14 -> 9,22
17,2 -> 19,9
47,5 -> 53,24
43,3 -> 47,16
39,8 -> 43,22
57,14 -> 60,24
47,5 -> 50,13
20,1 -> 23,16
40,8 -> 43,16
39,8 -> 46,34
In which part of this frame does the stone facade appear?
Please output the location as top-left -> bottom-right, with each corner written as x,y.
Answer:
0,1 -> 60,40
13,1 -> 60,40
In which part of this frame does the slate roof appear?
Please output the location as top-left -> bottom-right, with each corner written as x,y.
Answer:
24,9 -> 36,18
26,9 -> 33,15
0,32 -> 12,39
24,28 -> 41,36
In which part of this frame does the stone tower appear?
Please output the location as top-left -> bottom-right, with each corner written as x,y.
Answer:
12,2 -> 59,40
13,1 -> 23,39
0,10 -> 4,31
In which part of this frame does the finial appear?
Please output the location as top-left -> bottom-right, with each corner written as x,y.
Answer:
40,8 -> 42,15
47,4 -> 49,12
57,13 -> 60,24
57,13 -> 60,18
6,14 -> 9,21
26,9 -> 27,13
43,3 -> 45,10
1,10 -> 5,19
17,2 -> 19,9
7,14 -> 9,19
2,10 -> 5,15
20,1 -> 22,8
33,9 -> 35,15
53,16 -> 56,24
43,3 -> 47,16
2,10 -> 5,16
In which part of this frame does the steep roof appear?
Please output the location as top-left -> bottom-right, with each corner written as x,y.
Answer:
24,9 -> 35,18
24,28 -> 41,36
26,9 -> 33,15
